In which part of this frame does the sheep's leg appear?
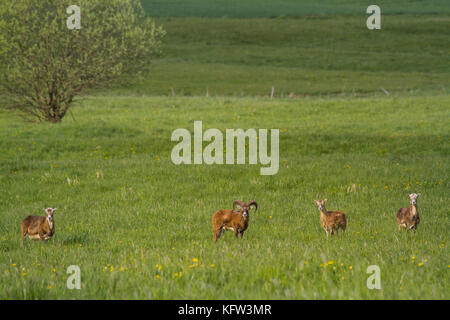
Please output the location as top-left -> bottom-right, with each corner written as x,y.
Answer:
21,223 -> 29,241
213,228 -> 223,242
234,229 -> 239,239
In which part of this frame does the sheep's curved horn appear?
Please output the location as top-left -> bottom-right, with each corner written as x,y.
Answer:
233,200 -> 245,211
246,201 -> 258,211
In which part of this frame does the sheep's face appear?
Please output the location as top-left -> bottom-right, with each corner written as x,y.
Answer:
314,199 -> 327,211
233,201 -> 258,218
44,208 -> 57,223
409,193 -> 420,205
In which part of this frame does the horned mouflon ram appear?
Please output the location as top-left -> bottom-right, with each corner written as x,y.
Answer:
314,199 -> 347,238
212,200 -> 258,242
21,208 -> 57,241
396,193 -> 420,232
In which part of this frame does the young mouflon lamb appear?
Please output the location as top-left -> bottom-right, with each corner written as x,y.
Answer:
314,199 -> 347,238
21,208 -> 57,241
396,193 -> 420,232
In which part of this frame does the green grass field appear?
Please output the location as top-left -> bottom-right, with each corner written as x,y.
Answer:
0,0 -> 449,299
108,14 -> 449,97
141,0 -> 450,17
0,95 -> 448,299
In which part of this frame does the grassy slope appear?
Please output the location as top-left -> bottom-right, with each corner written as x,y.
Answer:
141,0 -> 450,17
107,14 -> 450,97
0,95 -> 448,299
0,0 -> 448,300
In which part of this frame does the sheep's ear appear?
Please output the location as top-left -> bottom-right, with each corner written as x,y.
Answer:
323,199 -> 327,203
313,200 -> 319,205
53,208 -> 58,212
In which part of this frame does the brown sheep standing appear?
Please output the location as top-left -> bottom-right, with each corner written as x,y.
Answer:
396,193 -> 420,232
313,199 -> 347,238
21,208 -> 57,241
212,200 -> 257,242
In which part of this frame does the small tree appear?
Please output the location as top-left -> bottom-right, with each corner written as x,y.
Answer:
0,0 -> 165,122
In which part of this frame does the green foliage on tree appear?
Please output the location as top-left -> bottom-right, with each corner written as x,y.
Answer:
0,0 -> 165,122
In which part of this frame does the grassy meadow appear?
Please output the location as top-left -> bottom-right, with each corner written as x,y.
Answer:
111,0 -> 450,97
0,0 -> 449,299
0,95 -> 448,299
